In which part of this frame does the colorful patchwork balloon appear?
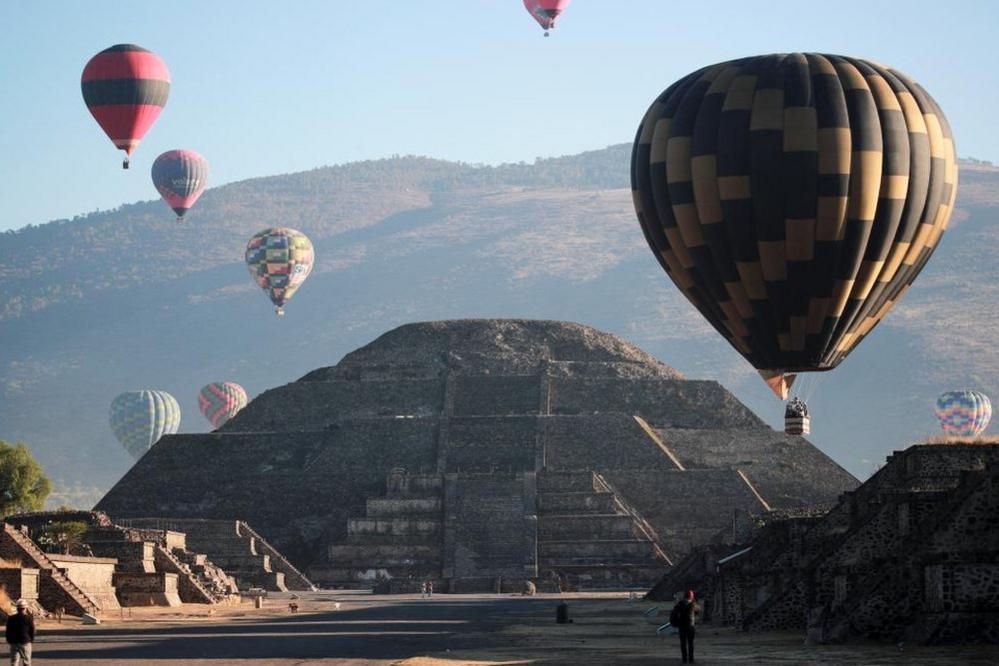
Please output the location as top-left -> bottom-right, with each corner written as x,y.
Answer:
109,390 -> 181,459
198,382 -> 248,429
152,149 -> 209,220
82,44 -> 170,169
523,0 -> 571,36
935,390 -> 992,437
245,228 -> 315,315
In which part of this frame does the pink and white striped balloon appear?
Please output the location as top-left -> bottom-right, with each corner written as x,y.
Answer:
198,382 -> 248,429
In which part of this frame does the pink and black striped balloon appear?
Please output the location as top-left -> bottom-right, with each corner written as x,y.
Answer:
523,0 -> 571,35
81,44 -> 170,168
198,382 -> 248,430
152,149 -> 209,220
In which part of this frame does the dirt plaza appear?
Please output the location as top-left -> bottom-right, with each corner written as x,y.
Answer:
23,592 -> 999,665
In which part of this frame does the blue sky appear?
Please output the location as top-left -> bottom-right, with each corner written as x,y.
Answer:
1,0 -> 997,230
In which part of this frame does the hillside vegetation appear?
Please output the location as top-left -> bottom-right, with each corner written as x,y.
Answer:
0,144 -> 994,506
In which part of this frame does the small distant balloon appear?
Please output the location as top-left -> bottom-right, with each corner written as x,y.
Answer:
81,44 -> 170,169
935,390 -> 992,437
523,0 -> 571,36
245,228 -> 315,315
152,150 -> 209,220
198,382 -> 248,429
109,390 -> 181,459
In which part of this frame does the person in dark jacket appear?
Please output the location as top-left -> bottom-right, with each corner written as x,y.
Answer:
5,599 -> 34,666
670,589 -> 700,663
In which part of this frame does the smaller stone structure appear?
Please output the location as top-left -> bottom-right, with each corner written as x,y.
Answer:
114,572 -> 181,607
47,554 -> 119,610
0,567 -> 39,609
648,442 -> 999,645
115,519 -> 314,592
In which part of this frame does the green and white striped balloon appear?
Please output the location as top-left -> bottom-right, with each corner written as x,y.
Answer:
109,390 -> 181,458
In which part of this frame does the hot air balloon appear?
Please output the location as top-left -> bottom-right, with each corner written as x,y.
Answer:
245,228 -> 315,315
198,382 -> 248,429
109,390 -> 181,459
152,150 -> 209,221
523,0 -> 570,36
81,44 -> 170,169
632,53 -> 957,400
935,390 -> 992,437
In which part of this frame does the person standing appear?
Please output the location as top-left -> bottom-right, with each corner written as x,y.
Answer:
669,590 -> 700,663
5,599 -> 35,666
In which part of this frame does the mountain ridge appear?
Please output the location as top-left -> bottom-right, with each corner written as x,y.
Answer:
0,144 -> 995,506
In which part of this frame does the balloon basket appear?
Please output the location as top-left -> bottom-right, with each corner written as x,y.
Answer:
122,158 -> 130,170
785,415 -> 810,436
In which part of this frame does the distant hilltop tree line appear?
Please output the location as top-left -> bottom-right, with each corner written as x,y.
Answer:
0,145 -> 631,321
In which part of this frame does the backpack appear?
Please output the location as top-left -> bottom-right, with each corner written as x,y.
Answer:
669,603 -> 682,626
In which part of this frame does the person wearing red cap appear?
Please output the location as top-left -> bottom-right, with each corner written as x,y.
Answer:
669,589 -> 700,663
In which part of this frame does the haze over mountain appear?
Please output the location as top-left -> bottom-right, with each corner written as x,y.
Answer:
0,145 -> 995,506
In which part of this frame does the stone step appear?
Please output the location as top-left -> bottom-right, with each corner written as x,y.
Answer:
539,539 -> 656,560
538,514 -> 638,540
185,536 -> 256,556
343,533 -> 441,546
544,563 -> 667,588
316,566 -> 442,586
538,491 -> 618,514
210,553 -> 270,571
537,472 -> 597,493
365,497 -> 442,518
329,543 -> 439,561
347,518 -> 442,537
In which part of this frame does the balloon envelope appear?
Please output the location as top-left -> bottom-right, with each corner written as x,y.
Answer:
81,44 -> 170,164
198,382 -> 248,429
109,390 -> 181,459
245,228 -> 315,315
152,149 -> 209,219
935,390 -> 992,437
523,0 -> 571,31
631,53 -> 957,397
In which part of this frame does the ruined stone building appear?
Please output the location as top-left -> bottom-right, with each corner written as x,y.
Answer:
649,442 -> 999,644
0,510 -> 313,618
97,319 -> 857,591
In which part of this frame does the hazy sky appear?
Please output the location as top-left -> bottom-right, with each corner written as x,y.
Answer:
1,1 -> 997,231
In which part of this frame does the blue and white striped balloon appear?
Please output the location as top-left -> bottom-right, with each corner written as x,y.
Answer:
934,390 -> 992,437
109,390 -> 181,458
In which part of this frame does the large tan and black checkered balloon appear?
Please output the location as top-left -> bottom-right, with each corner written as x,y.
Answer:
631,53 -> 957,376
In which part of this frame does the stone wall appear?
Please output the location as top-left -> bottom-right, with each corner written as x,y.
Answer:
445,417 -> 537,473
604,469 -> 769,555
660,428 -> 859,507
98,421 -> 440,568
114,572 -> 181,607
47,555 -> 119,610
223,379 -> 444,431
451,376 -> 541,416
0,568 -> 38,605
543,414 -> 677,472
443,473 -> 536,589
549,378 -> 764,428
656,443 -> 999,645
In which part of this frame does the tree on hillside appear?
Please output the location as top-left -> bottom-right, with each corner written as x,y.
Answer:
0,441 -> 52,517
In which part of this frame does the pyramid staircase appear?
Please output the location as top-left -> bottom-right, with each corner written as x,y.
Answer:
0,524 -> 101,616
537,471 -> 671,589
326,473 -> 444,591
